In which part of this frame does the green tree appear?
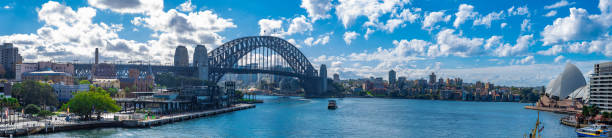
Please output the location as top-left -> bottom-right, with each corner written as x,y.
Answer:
107,88 -> 118,97
24,104 -> 41,114
0,96 -> 19,109
79,80 -> 91,85
62,87 -> 120,119
11,80 -> 58,107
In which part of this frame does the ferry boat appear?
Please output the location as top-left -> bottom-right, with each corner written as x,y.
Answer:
576,124 -> 611,137
328,100 -> 337,110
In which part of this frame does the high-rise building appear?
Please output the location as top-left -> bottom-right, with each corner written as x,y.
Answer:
174,46 -> 189,67
429,72 -> 436,84
0,43 -> 22,78
590,62 -> 612,112
388,70 -> 396,86
320,64 -> 327,93
333,73 -> 339,82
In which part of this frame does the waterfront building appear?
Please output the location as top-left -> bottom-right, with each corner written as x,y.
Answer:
0,43 -> 22,79
589,61 -> 612,112
545,63 -> 586,100
16,62 -> 74,81
52,84 -> 89,103
429,72 -> 436,84
320,64 -> 327,94
333,73 -> 339,82
388,70 -> 396,87
22,68 -> 73,84
174,46 -> 189,67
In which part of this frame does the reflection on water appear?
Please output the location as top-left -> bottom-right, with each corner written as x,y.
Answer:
31,96 -> 576,138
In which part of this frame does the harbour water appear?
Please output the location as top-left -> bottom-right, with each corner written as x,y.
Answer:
32,96 -> 575,137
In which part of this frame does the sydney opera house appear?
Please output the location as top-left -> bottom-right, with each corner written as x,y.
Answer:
537,63 -> 588,111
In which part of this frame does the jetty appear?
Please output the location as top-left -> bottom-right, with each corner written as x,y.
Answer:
123,104 -> 255,127
0,104 -> 255,137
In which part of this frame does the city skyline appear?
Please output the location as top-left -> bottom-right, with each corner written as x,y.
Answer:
0,0 -> 611,86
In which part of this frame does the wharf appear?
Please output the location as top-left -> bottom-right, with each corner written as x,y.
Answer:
0,120 -> 120,137
2,104 -> 255,137
123,104 -> 255,128
524,106 -> 578,114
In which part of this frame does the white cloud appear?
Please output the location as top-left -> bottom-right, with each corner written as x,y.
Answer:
508,6 -> 529,16
500,23 -> 508,28
536,36 -> 612,57
314,32 -> 331,45
521,19 -> 531,32
343,31 -> 359,45
484,36 -> 502,50
422,11 -> 451,30
87,0 -> 163,14
544,10 -> 558,17
3,5 -> 10,9
554,55 -> 566,63
257,16 -> 313,37
177,0 -> 196,12
132,8 -> 237,54
346,39 -> 428,64
545,0 -> 575,9
258,19 -> 283,36
600,0 -> 612,14
364,7 -> 421,33
304,32 -> 332,46
286,38 -> 301,48
513,55 -> 535,65
304,37 -> 314,46
540,8 -> 608,45
429,29 -> 484,57
286,15 -> 313,35
364,28 -> 375,40
335,0 -> 409,28
453,4 -> 478,28
300,0 -> 333,22
0,1 -> 158,62
473,11 -> 504,27
536,45 -> 564,55
493,34 -> 534,57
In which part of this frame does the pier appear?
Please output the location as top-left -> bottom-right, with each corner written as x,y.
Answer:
0,104 -> 255,137
123,104 -> 255,127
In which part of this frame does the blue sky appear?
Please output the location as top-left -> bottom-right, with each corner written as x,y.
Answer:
0,0 -> 610,86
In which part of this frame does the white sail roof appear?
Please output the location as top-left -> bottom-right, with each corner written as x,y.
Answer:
545,63 -> 587,99
568,85 -> 590,102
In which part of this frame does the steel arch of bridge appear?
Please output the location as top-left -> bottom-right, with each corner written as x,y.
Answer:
208,36 -> 318,83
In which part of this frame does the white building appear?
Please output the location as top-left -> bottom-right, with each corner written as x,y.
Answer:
589,62 -> 612,112
545,63 -> 586,99
52,84 -> 90,102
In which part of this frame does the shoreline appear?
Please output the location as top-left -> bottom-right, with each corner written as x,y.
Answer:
4,104 -> 256,137
523,105 -> 578,115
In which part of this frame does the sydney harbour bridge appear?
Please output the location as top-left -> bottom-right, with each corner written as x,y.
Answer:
73,36 -> 328,97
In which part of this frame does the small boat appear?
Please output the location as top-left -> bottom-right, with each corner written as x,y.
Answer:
328,100 -> 337,110
576,124 -> 611,137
